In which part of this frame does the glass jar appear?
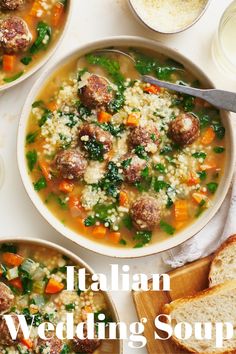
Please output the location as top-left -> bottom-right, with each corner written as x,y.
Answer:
212,0 -> 236,77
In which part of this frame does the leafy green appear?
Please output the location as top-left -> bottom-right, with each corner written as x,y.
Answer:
214,146 -> 225,154
122,214 -> 133,230
30,22 -> 52,54
212,122 -> 225,140
21,57 -> 32,65
133,231 -> 152,248
98,162 -> 123,197
59,112 -> 78,128
134,145 -> 148,160
83,138 -> 105,161
38,109 -> 52,127
155,163 -> 166,174
1,243 -> 17,254
119,239 -> 127,246
153,179 -> 168,192
32,100 -> 44,108
60,344 -> 70,354
65,303 -> 75,311
198,171 -> 207,181
3,72 -> 23,83
121,158 -> 132,169
160,144 -> 173,155
207,182 -> 218,194
26,131 -> 38,144
34,177 -> 47,191
160,220 -> 175,235
26,150 -> 37,171
84,215 -> 96,227
99,122 -> 125,137
192,151 -> 207,159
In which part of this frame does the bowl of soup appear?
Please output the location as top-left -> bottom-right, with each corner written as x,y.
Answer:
0,236 -> 121,353
0,0 -> 72,91
17,36 -> 235,258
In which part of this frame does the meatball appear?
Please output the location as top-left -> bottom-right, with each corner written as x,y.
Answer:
131,196 -> 160,231
72,337 -> 101,353
36,336 -> 63,354
0,16 -> 32,53
79,74 -> 114,109
0,0 -> 24,10
168,113 -> 200,146
0,282 -> 14,314
55,149 -> 88,180
129,124 -> 159,152
0,313 -> 22,346
122,154 -> 147,184
78,123 -> 113,158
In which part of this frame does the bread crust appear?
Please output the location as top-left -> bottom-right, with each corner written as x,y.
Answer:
209,235 -> 236,286
162,280 -> 236,354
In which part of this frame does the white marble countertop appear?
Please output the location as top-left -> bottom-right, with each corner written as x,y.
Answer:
0,0 -> 235,352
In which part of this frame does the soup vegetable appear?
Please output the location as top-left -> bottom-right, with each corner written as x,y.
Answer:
0,242 -> 115,354
0,0 -> 68,85
25,48 -> 226,248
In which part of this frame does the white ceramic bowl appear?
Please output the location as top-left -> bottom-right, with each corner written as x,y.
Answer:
0,0 -> 73,93
17,36 -> 235,258
0,236 -> 122,353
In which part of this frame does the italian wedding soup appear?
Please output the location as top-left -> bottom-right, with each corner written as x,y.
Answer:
0,241 -> 118,353
0,0 -> 68,85
25,48 -> 226,248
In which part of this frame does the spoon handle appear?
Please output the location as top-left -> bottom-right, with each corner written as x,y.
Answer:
142,75 -> 236,113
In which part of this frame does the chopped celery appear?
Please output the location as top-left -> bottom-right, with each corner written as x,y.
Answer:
7,267 -> 19,280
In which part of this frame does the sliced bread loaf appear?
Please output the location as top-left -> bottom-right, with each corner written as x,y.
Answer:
163,280 -> 236,354
209,235 -> 236,287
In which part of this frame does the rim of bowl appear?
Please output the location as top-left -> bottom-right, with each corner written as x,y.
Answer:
128,0 -> 211,35
0,0 -> 73,93
0,236 -> 122,353
17,35 -> 236,259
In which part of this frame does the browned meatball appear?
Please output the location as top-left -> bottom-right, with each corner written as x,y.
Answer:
0,282 -> 14,314
72,337 -> 101,353
78,123 -> 113,158
168,113 -> 200,146
36,336 -> 63,354
122,154 -> 147,184
129,125 -> 159,152
0,0 -> 24,10
131,196 -> 160,231
0,17 -> 32,53
0,313 -> 22,346
55,149 -> 88,180
79,74 -> 114,109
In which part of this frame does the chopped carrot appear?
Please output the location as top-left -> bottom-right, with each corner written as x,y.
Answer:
47,101 -> 58,112
21,338 -> 33,349
59,180 -> 74,193
192,192 -> 208,204
92,225 -> 107,239
3,253 -> 24,266
174,200 -> 189,222
38,160 -> 51,181
97,111 -> 112,123
109,232 -> 121,244
187,173 -> 200,186
119,191 -> 129,207
126,113 -> 140,127
45,278 -> 64,294
52,2 -> 64,27
174,221 -> 185,230
69,195 -> 85,218
144,84 -> 161,95
3,55 -> 15,72
201,127 -> 216,145
68,195 -> 80,209
30,1 -> 44,17
9,278 -> 23,290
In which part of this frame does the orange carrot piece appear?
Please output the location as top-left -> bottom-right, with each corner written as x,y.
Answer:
21,338 -> 33,349
30,1 -> 44,17
119,191 -> 129,207
187,173 -> 200,186
59,180 -> 74,193
126,113 -> 140,127
144,84 -> 161,95
192,192 -> 208,204
45,278 -> 64,294
9,278 -> 23,290
109,232 -> 121,244
174,200 -> 189,222
92,225 -> 107,239
38,160 -> 51,181
52,2 -> 64,27
97,111 -> 112,123
3,253 -> 24,266
3,55 -> 15,72
201,127 -> 216,145
47,101 -> 58,112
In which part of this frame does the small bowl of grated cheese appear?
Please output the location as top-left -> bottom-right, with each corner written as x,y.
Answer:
129,0 -> 210,34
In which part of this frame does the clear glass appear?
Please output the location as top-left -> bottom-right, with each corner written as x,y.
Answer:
212,0 -> 236,77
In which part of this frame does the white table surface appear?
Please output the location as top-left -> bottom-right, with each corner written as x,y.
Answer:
0,0 -> 235,352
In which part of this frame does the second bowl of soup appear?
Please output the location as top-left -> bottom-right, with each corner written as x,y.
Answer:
17,37 -> 235,258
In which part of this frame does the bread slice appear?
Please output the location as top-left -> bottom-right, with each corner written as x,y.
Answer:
209,235 -> 236,287
163,280 -> 236,354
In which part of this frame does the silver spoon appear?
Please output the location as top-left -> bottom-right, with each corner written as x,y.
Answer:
142,75 -> 236,113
